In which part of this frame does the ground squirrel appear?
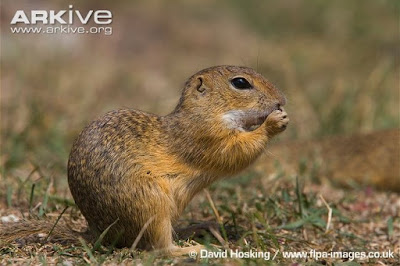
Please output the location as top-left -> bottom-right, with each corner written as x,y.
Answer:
1,66 -> 289,255
256,129 -> 400,191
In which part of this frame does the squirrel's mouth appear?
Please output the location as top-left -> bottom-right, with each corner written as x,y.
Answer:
222,106 -> 280,132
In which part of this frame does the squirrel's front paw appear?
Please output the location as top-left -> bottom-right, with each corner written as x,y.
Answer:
266,108 -> 289,135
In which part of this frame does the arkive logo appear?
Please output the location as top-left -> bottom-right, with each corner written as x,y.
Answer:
9,5 -> 113,35
10,5 -> 112,25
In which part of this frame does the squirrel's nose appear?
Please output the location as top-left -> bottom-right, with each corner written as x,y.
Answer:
276,95 -> 286,109
278,94 -> 287,107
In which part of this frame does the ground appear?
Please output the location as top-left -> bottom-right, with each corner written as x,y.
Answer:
1,169 -> 399,265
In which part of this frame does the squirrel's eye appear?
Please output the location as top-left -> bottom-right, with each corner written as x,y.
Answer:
231,77 -> 252,90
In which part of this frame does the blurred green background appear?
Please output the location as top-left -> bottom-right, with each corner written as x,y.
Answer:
1,0 -> 399,191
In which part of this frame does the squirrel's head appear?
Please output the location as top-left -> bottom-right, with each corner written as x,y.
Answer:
174,65 -> 286,133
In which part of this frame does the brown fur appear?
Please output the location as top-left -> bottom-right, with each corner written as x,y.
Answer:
1,66 -> 288,255
257,129 -> 400,191
0,219 -> 91,246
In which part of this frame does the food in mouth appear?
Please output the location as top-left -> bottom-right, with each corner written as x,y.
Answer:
222,106 -> 281,132
242,112 -> 269,131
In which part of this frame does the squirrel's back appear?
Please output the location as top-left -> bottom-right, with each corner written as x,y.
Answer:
67,108 -> 167,247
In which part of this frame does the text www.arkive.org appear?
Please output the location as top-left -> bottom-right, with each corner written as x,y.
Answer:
10,25 -> 112,35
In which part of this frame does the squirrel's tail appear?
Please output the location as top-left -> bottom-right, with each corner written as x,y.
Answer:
0,219 -> 91,246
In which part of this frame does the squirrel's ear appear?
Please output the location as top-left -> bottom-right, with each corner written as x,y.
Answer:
195,77 -> 206,93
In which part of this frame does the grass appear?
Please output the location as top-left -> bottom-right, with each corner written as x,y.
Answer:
1,168 -> 398,264
1,0 -> 399,264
